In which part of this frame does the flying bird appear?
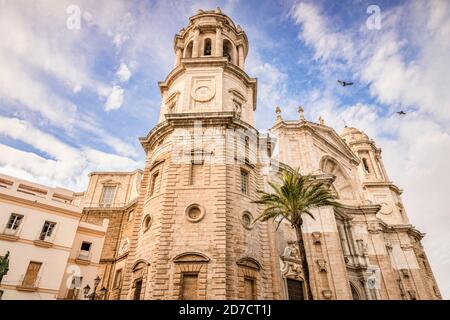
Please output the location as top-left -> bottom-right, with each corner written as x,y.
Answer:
397,111 -> 407,115
337,80 -> 354,87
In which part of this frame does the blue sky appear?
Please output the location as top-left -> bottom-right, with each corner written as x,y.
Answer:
0,0 -> 449,298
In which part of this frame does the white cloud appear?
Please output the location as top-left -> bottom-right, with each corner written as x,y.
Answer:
116,62 -> 132,82
0,117 -> 140,190
291,2 -> 354,62
104,85 -> 125,111
0,116 -> 79,161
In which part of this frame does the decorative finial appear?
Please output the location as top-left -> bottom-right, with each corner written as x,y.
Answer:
275,106 -> 282,121
215,7 -> 222,13
298,106 -> 305,121
319,116 -> 324,125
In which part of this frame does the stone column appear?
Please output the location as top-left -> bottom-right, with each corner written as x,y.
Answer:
238,44 -> 245,69
192,27 -> 200,58
337,223 -> 351,257
174,46 -> 182,67
368,150 -> 382,179
215,26 -> 223,57
232,44 -> 238,65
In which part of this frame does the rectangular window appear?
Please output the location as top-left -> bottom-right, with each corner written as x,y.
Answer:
0,290 -> 3,300
6,213 -> 23,230
181,274 -> 198,300
190,163 -> 203,185
66,276 -> 83,300
78,242 -> 91,260
100,186 -> 116,206
244,137 -> 250,164
39,221 -> 56,241
244,278 -> 256,299
240,170 -> 249,194
113,269 -> 123,289
133,280 -> 143,300
149,171 -> 159,196
22,261 -> 42,287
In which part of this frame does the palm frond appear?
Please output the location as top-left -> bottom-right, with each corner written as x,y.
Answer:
254,168 -> 341,228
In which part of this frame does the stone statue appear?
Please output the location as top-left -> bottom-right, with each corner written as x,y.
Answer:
0,251 -> 10,284
298,106 -> 305,121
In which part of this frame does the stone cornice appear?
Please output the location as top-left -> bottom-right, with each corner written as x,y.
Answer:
76,225 -> 107,237
0,192 -> 82,218
139,112 -> 261,152
88,169 -> 142,176
82,199 -> 137,213
158,57 -> 257,110
334,204 -> 381,219
362,181 -> 403,194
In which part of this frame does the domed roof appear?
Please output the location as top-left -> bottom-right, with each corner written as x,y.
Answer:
340,126 -> 370,143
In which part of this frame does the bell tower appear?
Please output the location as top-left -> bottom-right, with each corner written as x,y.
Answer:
121,9 -> 277,300
157,7 -> 257,126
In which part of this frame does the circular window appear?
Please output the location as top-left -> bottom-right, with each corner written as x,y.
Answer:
242,211 -> 253,230
185,204 -> 205,223
142,214 -> 152,232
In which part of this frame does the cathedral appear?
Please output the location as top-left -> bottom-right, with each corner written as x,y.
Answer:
74,9 -> 441,300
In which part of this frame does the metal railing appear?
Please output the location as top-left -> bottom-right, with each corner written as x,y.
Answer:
0,222 -> 23,237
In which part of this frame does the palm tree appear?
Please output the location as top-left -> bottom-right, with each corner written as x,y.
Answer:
253,168 -> 341,300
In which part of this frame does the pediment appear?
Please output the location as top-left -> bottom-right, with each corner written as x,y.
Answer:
308,123 -> 358,164
236,257 -> 262,270
273,121 -> 359,165
173,252 -> 210,263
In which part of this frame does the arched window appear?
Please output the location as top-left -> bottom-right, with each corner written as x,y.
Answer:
320,156 -> 356,200
131,260 -> 149,300
203,38 -> 211,56
185,41 -> 193,58
223,39 -> 233,63
362,158 -> 370,173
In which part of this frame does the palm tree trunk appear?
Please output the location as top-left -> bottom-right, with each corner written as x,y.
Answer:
295,225 -> 314,300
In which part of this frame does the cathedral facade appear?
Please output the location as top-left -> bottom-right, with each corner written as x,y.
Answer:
76,9 -> 441,300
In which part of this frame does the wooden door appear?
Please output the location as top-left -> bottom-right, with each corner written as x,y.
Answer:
287,278 -> 305,300
133,280 -> 142,300
22,262 -> 41,287
181,274 -> 198,300
244,278 -> 256,299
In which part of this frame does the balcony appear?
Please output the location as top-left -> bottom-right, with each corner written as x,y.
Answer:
75,249 -> 92,265
33,229 -> 56,248
0,223 -> 22,241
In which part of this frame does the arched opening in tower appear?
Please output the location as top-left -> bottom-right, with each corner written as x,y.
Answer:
223,39 -> 233,63
204,38 -> 211,56
185,41 -> 193,58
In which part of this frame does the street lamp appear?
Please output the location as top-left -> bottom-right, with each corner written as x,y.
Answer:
83,276 -> 107,300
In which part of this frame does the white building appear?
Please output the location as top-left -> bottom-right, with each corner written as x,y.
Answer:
0,174 -> 107,300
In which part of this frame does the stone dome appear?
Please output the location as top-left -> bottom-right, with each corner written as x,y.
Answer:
340,126 -> 370,143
